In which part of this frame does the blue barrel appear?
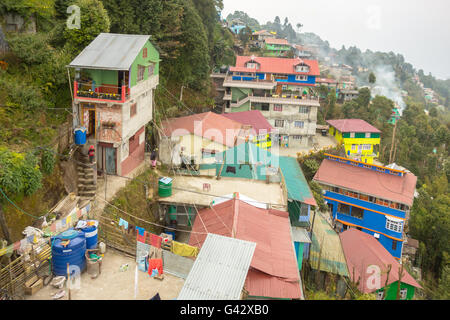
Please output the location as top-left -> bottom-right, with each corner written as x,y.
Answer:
74,127 -> 87,145
51,230 -> 86,277
79,220 -> 98,249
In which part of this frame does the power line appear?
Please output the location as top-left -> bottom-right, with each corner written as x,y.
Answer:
0,187 -> 41,220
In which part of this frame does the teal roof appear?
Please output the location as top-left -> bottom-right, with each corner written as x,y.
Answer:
279,156 -> 317,206
216,142 -> 275,166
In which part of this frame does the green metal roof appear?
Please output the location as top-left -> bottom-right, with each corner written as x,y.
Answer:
279,156 -> 317,206
309,212 -> 349,277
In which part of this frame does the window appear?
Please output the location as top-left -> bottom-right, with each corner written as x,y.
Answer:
351,207 -> 364,219
137,65 -> 145,82
292,135 -> 302,140
246,62 -> 258,69
294,121 -> 304,128
295,75 -> 308,81
274,104 -> 283,111
352,144 -> 357,151
338,203 -> 350,215
130,103 -> 137,118
365,132 -> 371,138
282,85 -> 287,90
299,106 -> 309,114
261,104 -> 270,111
392,240 -> 397,251
143,48 -> 147,58
362,144 -> 371,150
350,132 -> 355,138
300,204 -> 309,216
147,63 -> 154,76
400,288 -> 407,300
386,218 -> 403,233
275,120 -> 284,127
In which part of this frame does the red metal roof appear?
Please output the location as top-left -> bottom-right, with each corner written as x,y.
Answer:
326,119 -> 381,133
230,56 -> 320,76
161,112 -> 243,147
188,195 -> 302,299
221,110 -> 273,135
313,159 -> 417,206
264,38 -> 290,45
339,229 -> 422,293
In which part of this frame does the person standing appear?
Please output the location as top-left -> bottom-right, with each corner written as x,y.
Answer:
150,148 -> 157,168
88,145 -> 95,163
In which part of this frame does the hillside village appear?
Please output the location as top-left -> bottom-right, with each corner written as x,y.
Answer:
0,1 -> 448,303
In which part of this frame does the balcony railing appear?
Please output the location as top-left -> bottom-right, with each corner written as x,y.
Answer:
74,81 -> 130,103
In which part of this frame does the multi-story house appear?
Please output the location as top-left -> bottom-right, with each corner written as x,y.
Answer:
250,29 -> 274,48
263,38 -> 292,57
327,119 -> 381,164
222,55 -> 321,148
69,33 -> 159,176
313,154 -> 417,259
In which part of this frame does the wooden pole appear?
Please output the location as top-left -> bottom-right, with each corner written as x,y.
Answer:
0,204 -> 12,244
389,120 -> 397,164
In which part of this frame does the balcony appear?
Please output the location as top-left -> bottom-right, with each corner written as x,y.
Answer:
74,81 -> 130,103
223,75 -> 276,90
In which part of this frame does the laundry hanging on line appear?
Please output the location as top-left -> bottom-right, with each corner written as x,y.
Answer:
171,241 -> 199,258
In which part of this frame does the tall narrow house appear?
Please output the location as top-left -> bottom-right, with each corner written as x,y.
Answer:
69,33 -> 159,175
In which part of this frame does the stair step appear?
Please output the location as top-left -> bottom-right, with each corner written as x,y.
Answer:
78,184 -> 96,190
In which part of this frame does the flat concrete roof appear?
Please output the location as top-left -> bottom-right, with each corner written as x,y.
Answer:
158,176 -> 286,210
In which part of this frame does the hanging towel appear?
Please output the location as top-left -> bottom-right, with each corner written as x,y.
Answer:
148,258 -> 163,276
149,233 -> 162,248
136,231 -> 146,243
118,218 -> 128,230
136,226 -> 145,236
66,215 -> 72,226
171,241 -> 199,258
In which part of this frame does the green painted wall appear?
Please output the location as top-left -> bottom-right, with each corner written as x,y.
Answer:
129,40 -> 160,88
86,69 -> 118,86
231,87 -> 250,101
376,281 -> 416,300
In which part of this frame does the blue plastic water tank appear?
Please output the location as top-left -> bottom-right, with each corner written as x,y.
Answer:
80,221 -> 98,249
51,230 -> 86,277
74,127 -> 87,145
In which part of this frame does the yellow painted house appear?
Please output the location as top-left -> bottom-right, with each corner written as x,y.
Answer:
326,119 -> 381,164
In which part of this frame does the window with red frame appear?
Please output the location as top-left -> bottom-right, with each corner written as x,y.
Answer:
143,48 -> 147,58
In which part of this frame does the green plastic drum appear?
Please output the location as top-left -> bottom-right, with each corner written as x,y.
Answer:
158,177 -> 173,197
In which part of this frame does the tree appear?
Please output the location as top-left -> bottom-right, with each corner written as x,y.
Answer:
0,148 -> 43,243
238,26 -> 252,47
369,72 -> 376,84
63,0 -> 110,55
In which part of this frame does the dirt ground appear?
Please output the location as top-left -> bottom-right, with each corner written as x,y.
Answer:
26,248 -> 185,300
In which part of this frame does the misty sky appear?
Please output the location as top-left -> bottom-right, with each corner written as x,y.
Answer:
222,0 -> 450,80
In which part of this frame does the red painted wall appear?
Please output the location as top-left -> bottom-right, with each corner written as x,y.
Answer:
121,126 -> 146,176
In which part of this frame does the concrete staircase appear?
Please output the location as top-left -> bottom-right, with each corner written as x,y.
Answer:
75,149 -> 97,200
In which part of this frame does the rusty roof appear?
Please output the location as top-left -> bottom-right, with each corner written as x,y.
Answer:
188,194 -> 302,299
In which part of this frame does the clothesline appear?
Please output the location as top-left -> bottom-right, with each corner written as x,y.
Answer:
97,195 -> 209,235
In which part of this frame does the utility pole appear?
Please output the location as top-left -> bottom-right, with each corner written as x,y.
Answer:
389,120 -> 397,164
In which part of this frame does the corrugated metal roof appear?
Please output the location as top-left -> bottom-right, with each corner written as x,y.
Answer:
309,212 -> 349,277
313,158 -> 417,206
178,233 -> 256,300
291,226 -> 311,243
279,156 -> 317,206
326,119 -> 381,133
188,196 -> 302,299
69,33 -> 150,70
340,229 -> 422,292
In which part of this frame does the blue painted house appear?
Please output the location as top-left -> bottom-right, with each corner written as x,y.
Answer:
313,154 -> 417,260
